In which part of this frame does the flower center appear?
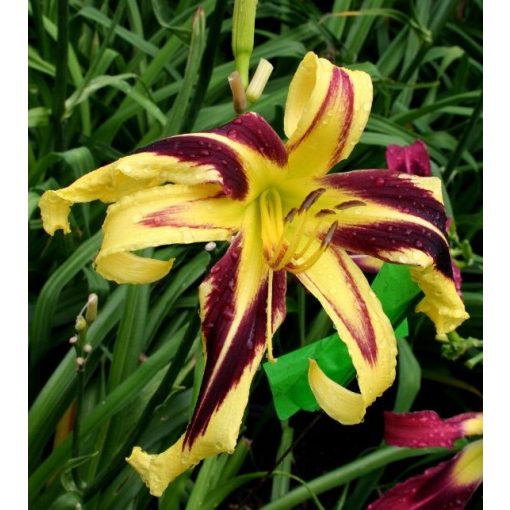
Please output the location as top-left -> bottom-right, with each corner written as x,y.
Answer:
259,187 -> 338,273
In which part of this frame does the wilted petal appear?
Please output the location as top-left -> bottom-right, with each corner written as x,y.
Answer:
284,52 -> 372,179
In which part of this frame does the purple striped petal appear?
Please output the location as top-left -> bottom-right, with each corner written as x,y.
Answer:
136,112 -> 287,200
367,448 -> 482,510
384,411 -> 483,449
185,233 -> 287,447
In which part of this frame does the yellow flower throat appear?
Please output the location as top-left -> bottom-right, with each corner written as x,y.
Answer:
258,187 -> 338,273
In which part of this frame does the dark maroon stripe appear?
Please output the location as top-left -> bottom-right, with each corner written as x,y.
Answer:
384,411 -> 481,449
367,453 -> 481,509
329,69 -> 354,166
335,250 -> 378,364
137,194 -> 225,228
322,170 -> 448,232
212,112 -> 287,167
183,237 -> 286,447
385,140 -> 432,177
134,135 -> 248,199
287,67 -> 341,151
332,221 -> 453,279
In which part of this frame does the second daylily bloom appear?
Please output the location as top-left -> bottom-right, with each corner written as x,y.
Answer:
368,410 -> 483,509
40,52 -> 468,495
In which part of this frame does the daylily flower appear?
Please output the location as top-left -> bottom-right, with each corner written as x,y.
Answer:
368,410 -> 483,509
39,52 -> 468,495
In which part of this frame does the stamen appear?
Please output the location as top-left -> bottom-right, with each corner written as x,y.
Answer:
284,207 -> 298,223
266,269 -> 276,363
260,189 -> 284,261
299,188 -> 326,213
290,221 -> 338,273
315,208 -> 336,218
335,200 -> 366,210
272,211 -> 308,270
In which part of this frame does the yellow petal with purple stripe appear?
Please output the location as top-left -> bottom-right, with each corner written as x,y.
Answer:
312,170 -> 468,334
95,183 -> 244,284
40,112 -> 287,235
296,245 -> 396,425
127,204 -> 286,496
284,52 -> 372,179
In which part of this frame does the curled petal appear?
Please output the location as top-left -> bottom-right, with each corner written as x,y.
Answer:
95,183 -> 243,284
284,52 -> 372,179
40,112 -> 287,235
385,140 -> 432,177
127,205 -> 286,496
384,411 -> 483,449
350,253 -> 384,273
368,440 -> 483,510
316,170 -> 468,334
296,245 -> 397,425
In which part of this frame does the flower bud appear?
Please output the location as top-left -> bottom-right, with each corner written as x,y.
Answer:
85,293 -> 98,323
246,58 -> 273,103
232,0 -> 258,88
75,316 -> 87,332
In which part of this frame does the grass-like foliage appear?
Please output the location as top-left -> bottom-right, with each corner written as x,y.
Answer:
29,0 -> 482,508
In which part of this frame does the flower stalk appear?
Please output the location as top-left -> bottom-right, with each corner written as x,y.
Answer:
232,0 -> 258,88
70,294 -> 98,489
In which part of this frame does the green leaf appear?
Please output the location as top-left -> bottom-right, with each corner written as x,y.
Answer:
264,264 -> 421,420
394,337 -> 421,412
30,232 -> 102,363
263,333 -> 355,420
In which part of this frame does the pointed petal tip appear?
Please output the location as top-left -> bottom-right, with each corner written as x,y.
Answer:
94,252 -> 174,284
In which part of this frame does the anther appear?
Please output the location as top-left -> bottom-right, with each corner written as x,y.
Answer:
334,200 -> 367,210
323,220 -> 339,246
284,207 -> 298,223
299,188 -> 326,212
315,209 -> 336,218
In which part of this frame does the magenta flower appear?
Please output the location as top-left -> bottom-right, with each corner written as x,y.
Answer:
368,410 -> 483,510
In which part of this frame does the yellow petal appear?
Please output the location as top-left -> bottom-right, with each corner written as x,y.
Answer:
284,52 -> 372,179
451,440 -> 483,487
40,112 -> 287,236
95,183 -> 244,284
296,245 -> 397,425
127,203 -> 287,495
311,170 -> 469,334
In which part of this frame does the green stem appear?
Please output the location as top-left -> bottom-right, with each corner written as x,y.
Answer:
82,313 -> 200,501
259,446 -> 454,510
297,286 -> 306,346
71,360 -> 85,489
